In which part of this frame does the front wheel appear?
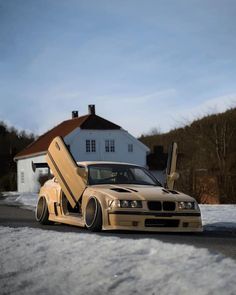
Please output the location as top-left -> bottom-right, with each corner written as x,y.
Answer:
85,197 -> 102,232
35,196 -> 52,225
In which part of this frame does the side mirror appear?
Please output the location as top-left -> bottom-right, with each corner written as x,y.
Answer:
76,166 -> 87,180
167,172 -> 179,182
166,142 -> 178,190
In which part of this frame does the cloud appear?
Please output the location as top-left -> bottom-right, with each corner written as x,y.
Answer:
164,93 -> 236,131
97,88 -> 177,104
197,94 -> 236,113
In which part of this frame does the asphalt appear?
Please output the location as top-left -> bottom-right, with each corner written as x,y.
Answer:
1,204 -> 236,260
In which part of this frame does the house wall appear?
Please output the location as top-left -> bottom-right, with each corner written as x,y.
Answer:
64,129 -> 149,166
17,129 -> 150,193
17,154 -> 47,193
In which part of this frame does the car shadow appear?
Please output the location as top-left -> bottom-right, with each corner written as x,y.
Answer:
15,221 -> 236,241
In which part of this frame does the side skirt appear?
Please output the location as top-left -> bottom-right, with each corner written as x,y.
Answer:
49,214 -> 85,228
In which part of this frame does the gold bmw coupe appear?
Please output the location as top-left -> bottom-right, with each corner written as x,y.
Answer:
35,137 -> 202,232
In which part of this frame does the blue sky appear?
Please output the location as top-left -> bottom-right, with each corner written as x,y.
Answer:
0,0 -> 236,136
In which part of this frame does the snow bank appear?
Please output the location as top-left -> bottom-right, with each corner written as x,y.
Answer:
0,191 -> 37,210
0,226 -> 236,295
200,204 -> 236,231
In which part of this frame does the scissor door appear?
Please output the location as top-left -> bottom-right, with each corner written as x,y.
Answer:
46,136 -> 86,208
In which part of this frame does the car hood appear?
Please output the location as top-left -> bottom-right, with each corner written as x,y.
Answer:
89,184 -> 196,202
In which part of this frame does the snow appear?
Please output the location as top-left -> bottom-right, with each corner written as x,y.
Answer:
0,193 -> 236,294
0,226 -> 236,295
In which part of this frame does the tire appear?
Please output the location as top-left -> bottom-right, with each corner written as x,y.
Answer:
85,197 -> 102,232
35,196 -> 52,225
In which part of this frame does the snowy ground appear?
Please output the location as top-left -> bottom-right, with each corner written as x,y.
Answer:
1,226 -> 236,295
0,192 -> 236,294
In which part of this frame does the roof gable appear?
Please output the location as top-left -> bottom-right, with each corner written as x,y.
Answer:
15,114 -> 121,159
81,115 -> 120,130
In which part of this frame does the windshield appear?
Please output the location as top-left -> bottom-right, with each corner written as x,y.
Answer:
88,164 -> 161,186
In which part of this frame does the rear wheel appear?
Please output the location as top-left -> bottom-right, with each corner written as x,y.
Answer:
35,196 -> 52,225
85,197 -> 102,232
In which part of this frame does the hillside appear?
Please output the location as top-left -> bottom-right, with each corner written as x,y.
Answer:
140,108 -> 236,204
0,122 -> 35,191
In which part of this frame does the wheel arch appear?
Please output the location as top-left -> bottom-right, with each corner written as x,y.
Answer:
84,195 -> 104,231
82,189 -> 110,228
35,195 -> 53,225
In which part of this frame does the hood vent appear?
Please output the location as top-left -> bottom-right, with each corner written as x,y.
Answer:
110,188 -> 130,193
168,190 -> 179,194
162,188 -> 179,195
126,188 -> 138,192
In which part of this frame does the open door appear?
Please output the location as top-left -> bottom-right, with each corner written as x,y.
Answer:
46,136 -> 86,208
166,142 -> 179,190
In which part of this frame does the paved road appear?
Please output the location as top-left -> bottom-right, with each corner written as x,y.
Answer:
1,204 -> 236,260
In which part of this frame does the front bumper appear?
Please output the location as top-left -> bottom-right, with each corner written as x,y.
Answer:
104,210 -> 203,232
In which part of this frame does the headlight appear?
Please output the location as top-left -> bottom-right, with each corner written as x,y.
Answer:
111,200 -> 142,208
130,200 -> 139,208
178,201 -> 195,210
120,200 -> 129,208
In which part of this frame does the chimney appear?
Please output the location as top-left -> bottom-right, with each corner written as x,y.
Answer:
72,110 -> 79,119
88,104 -> 95,115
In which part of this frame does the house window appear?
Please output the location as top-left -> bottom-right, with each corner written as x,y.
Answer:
86,140 -> 90,152
86,140 -> 96,152
105,140 -> 109,152
91,140 -> 96,152
110,140 -> 115,152
128,144 -> 133,152
105,140 -> 115,152
20,171 -> 24,184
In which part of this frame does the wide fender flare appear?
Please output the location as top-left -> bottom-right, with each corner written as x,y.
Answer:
82,191 -> 109,227
38,193 -> 54,214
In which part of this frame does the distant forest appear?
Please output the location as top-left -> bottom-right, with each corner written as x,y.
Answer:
0,122 -> 35,191
140,108 -> 236,204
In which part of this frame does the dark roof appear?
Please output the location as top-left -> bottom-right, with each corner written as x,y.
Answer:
15,114 -> 121,159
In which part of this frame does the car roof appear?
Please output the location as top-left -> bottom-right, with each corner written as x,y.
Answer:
77,161 -> 142,167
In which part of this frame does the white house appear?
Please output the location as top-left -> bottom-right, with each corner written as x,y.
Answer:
14,105 -> 150,192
